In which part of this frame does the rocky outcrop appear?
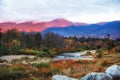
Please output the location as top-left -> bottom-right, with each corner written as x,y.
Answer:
81,72 -> 112,80
105,65 -> 120,79
51,75 -> 78,80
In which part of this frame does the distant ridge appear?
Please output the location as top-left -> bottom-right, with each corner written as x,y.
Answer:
0,19 -> 120,39
42,21 -> 120,39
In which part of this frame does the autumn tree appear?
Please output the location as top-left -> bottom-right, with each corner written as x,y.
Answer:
3,28 -> 21,48
43,32 -> 66,49
0,28 -> 9,55
34,32 -> 42,49
106,33 -> 114,51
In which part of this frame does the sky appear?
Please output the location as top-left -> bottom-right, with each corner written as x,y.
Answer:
0,0 -> 120,23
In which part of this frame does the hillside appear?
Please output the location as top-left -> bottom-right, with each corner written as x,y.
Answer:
42,21 -> 120,39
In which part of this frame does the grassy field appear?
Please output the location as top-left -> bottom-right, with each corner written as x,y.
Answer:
0,52 -> 120,80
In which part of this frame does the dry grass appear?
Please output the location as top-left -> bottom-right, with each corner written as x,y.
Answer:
51,53 -> 120,78
0,52 -> 119,80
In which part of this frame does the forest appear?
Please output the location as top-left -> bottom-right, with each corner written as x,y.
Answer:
0,28 -> 120,56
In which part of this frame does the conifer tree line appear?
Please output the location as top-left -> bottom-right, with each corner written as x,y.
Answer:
0,28 -> 120,56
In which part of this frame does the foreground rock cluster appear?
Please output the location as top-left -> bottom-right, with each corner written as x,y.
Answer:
51,65 -> 120,80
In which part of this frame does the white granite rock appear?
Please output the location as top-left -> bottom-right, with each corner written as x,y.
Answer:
105,65 -> 120,78
51,75 -> 78,80
81,72 -> 112,80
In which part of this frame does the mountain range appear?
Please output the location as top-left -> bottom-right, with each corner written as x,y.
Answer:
0,18 -> 120,39
0,18 -> 87,32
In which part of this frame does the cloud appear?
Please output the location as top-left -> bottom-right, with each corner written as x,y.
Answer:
0,0 -> 120,23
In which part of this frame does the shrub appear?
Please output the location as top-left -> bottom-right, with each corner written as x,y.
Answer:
86,51 -> 92,56
0,43 -> 9,55
19,49 -> 39,55
50,68 -> 61,75
33,62 -> 50,68
96,52 -> 103,58
48,50 -> 56,57
0,59 -> 7,63
10,47 -> 20,55
100,58 -> 109,67
0,67 -> 27,80
22,56 -> 30,60
115,46 -> 120,53
9,71 -> 27,79
96,49 -> 103,58
10,66 -> 26,71
11,59 -> 20,64
37,51 -> 48,57
0,71 -> 27,80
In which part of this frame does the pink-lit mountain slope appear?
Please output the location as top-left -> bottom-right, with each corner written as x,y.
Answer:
0,18 -> 88,32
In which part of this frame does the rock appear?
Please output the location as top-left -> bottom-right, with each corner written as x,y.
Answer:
105,65 -> 120,78
81,72 -> 112,80
51,75 -> 78,80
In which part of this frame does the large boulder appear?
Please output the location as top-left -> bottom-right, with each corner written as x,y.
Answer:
105,65 -> 120,79
51,75 -> 78,80
81,72 -> 112,80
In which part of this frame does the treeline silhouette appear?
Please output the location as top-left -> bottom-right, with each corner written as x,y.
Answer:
0,28 -> 120,56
